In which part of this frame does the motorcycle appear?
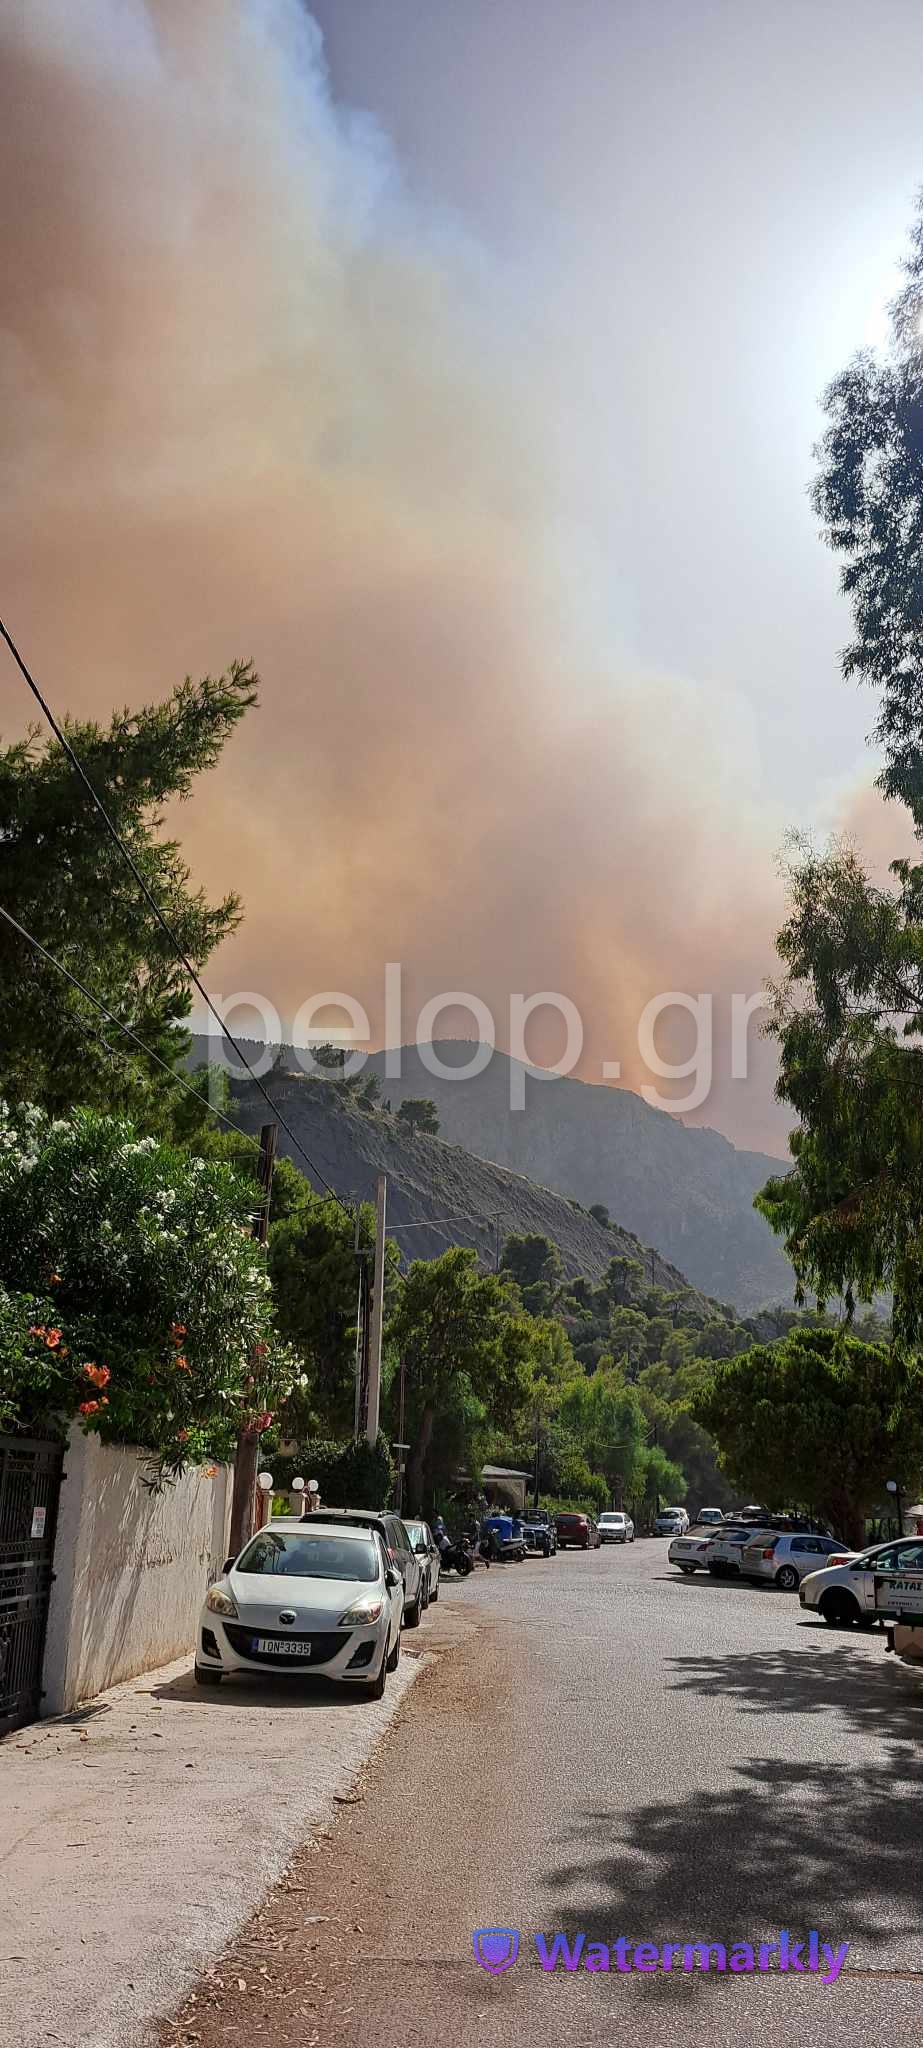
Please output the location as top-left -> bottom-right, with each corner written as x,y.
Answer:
438,1537 -> 474,1577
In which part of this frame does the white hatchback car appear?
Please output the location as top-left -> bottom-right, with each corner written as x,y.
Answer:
196,1518 -> 404,1695
598,1511 -> 635,1544
800,1537 -> 923,1629
740,1531 -> 846,1591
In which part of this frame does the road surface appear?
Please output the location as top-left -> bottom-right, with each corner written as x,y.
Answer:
160,1539 -> 923,2048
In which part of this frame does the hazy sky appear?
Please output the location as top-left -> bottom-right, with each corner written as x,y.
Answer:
2,0 -> 922,1155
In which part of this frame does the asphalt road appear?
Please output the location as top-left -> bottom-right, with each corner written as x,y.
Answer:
160,1538 -> 923,2048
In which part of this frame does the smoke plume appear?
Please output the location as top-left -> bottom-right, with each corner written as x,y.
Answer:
1,1 -> 793,1150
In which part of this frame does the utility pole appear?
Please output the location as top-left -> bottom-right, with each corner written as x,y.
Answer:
394,1356 -> 408,1513
353,1208 -> 367,1440
366,1174 -> 387,1444
229,1123 -> 277,1556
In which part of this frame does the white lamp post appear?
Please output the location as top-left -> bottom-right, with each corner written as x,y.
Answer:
255,1469 -> 274,1530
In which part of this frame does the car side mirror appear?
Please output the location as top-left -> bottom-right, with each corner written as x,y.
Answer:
385,1567 -> 401,1590
414,1539 -> 427,1554
223,1555 -> 237,1574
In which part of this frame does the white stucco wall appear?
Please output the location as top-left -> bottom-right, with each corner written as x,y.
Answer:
42,1427 -> 231,1715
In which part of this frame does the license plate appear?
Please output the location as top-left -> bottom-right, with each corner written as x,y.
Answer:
255,1636 -> 308,1656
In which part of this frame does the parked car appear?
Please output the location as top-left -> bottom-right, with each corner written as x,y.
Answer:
668,1529 -> 716,1573
598,1511 -> 634,1544
694,1507 -> 725,1527
740,1531 -> 846,1591
555,1511 -> 596,1550
403,1518 -> 441,1606
196,1517 -> 403,1695
483,1512 -> 528,1561
800,1537 -> 923,1628
298,1507 -> 424,1626
654,1507 -> 689,1536
705,1512 -> 830,1578
522,1509 -> 557,1556
704,1523 -> 770,1575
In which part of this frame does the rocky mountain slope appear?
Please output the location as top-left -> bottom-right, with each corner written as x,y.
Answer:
222,1065 -> 709,1301
188,1036 -> 792,1311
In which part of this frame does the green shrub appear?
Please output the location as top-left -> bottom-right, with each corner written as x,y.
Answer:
268,1432 -> 393,1508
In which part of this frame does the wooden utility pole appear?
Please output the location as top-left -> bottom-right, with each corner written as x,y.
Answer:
229,1123 -> 277,1556
366,1174 -> 387,1445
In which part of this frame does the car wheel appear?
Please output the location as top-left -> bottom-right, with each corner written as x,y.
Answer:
430,1580 -> 439,1602
679,1563 -> 696,1575
368,1645 -> 388,1699
386,1629 -> 400,1673
820,1589 -> 861,1629
194,1664 -> 223,1686
420,1577 -> 430,1611
405,1593 -> 422,1628
776,1564 -> 799,1592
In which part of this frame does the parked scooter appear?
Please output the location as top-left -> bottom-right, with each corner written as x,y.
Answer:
431,1517 -> 475,1577
439,1537 -> 474,1576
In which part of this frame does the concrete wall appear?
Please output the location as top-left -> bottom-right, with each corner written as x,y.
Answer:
43,1427 -> 231,1715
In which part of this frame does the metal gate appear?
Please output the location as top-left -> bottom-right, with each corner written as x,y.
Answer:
0,1434 -> 64,1736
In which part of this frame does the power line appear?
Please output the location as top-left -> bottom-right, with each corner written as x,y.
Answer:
0,899 -> 261,1144
0,615 -> 346,1208
388,1208 -> 508,1232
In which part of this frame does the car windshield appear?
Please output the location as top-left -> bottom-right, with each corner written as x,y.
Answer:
403,1522 -> 425,1542
235,1531 -> 380,1582
601,1514 -> 623,1523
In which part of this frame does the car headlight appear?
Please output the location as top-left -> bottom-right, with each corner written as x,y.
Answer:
339,1596 -> 385,1625
205,1583 -> 239,1618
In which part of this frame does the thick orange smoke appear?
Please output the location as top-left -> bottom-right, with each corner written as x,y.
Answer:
0,1 -> 794,1150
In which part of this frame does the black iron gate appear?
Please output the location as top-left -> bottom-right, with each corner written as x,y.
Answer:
0,1434 -> 64,1736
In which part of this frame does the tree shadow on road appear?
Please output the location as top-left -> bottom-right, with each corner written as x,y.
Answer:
543,1645 -> 923,2005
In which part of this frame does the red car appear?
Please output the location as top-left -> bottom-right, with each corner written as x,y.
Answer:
555,1512 -> 599,1550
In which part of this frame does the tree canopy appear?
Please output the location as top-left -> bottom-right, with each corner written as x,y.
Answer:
813,191 -> 923,819
386,1247 -> 536,1509
757,191 -> 923,1336
692,1328 -> 923,1546
757,842 -> 923,1338
0,662 -> 256,1127
0,1103 -> 294,1470
396,1097 -> 440,1136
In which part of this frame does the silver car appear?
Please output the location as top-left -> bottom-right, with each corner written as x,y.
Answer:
403,1518 -> 441,1606
740,1531 -> 844,1591
598,1511 -> 635,1544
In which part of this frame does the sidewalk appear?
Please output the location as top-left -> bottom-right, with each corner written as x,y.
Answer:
1,1649 -> 422,2048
